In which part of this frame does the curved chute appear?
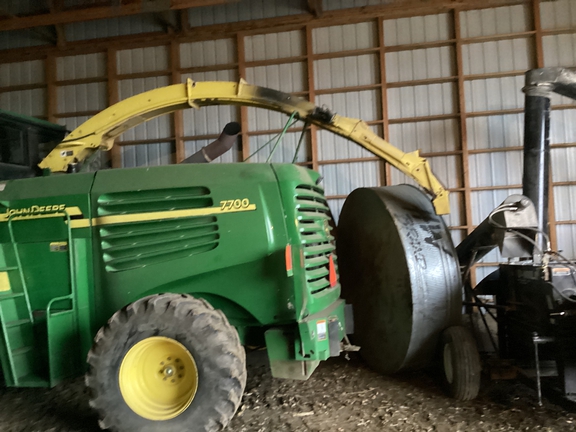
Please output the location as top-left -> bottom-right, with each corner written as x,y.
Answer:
39,79 -> 449,214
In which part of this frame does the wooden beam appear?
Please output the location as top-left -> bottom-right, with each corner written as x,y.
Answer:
107,48 -> 121,168
171,39 -> 185,163
0,0 -> 232,32
453,8 -> 474,244
377,16 -> 391,188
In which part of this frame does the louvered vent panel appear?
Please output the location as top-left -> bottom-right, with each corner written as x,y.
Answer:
97,187 -> 219,272
294,185 -> 337,295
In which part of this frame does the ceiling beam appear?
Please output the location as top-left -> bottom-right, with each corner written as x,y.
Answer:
0,0 -> 233,32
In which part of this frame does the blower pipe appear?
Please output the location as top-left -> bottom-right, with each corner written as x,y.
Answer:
181,121 -> 240,164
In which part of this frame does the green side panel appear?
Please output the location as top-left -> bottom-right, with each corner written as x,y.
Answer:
264,299 -> 346,375
90,164 -> 294,329
272,164 -> 341,317
47,308 -> 81,386
0,173 -> 94,387
264,328 -> 319,380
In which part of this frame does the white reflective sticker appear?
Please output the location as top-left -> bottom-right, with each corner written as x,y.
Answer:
317,319 -> 327,341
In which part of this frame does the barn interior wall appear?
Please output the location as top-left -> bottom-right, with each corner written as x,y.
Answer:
0,0 -> 575,276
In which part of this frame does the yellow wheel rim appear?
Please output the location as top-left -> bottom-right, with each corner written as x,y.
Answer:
119,336 -> 198,421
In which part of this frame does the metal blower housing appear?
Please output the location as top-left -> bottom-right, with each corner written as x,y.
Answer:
337,184 -> 462,373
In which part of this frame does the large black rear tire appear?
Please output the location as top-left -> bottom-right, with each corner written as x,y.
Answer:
441,325 -> 481,401
86,293 -> 246,432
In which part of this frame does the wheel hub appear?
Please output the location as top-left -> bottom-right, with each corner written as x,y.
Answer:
119,336 -> 198,421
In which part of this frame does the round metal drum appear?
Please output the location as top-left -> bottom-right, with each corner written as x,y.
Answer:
337,185 -> 461,373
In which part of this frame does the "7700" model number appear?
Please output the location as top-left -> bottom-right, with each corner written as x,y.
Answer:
220,198 -> 251,211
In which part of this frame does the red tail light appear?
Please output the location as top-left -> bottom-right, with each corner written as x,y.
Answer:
285,244 -> 293,277
329,254 -> 337,287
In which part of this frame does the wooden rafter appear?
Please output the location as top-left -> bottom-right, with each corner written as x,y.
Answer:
0,0 -> 234,32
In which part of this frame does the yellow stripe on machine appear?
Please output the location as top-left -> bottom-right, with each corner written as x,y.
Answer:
69,204 -> 257,229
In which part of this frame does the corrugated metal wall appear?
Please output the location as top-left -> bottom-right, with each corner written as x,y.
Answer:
0,59 -> 46,117
188,0 -> 306,27
542,0 -> 576,258
1,0 -> 576,272
116,46 -> 173,167
313,21 -> 381,219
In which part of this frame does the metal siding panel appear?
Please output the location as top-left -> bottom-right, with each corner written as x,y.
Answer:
57,82 -> 107,114
3,0 -> 47,15
319,161 -> 380,196
462,39 -> 533,75
388,83 -> 456,119
0,89 -> 46,117
388,119 -> 459,153
466,113 -> 524,150
383,13 -> 451,46
543,34 -> 576,67
66,15 -> 164,41
246,63 -> 306,93
317,129 -> 374,161
550,109 -> 576,144
0,29 -> 50,50
121,142 -> 173,168
179,39 -> 235,69
247,107 -> 290,132
540,0 -> 576,30
0,60 -> 45,87
247,132 -> 309,164
551,147 -> 576,183
57,53 -> 106,81
468,151 -> 523,188
182,69 -> 237,82
556,225 -> 576,259
316,90 -> 380,122
245,30 -> 304,62
327,198 -> 346,225
118,77 -> 171,142
554,186 -> 576,222
464,76 -> 524,112
314,54 -> 378,90
385,46 -> 454,83
442,193 -> 465,228
450,229 -> 465,247
312,22 -> 376,54
460,5 -> 529,38
57,115 -> 92,131
188,0 -> 305,27
117,46 -> 169,75
184,138 -> 240,163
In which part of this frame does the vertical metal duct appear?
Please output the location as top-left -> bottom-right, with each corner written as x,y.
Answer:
522,70 -> 552,258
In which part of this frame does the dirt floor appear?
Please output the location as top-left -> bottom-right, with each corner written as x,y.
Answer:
0,351 -> 574,432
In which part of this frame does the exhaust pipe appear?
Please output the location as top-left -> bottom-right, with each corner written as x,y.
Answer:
181,121 -> 240,164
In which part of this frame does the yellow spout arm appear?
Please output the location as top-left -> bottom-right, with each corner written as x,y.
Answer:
39,79 -> 449,214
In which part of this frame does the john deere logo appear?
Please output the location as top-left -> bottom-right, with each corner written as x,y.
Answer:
5,204 -> 66,217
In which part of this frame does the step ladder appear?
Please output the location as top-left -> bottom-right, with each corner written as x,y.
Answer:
0,218 -> 49,387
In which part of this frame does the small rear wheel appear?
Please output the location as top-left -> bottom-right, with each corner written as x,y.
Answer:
441,325 -> 481,401
86,293 -> 246,432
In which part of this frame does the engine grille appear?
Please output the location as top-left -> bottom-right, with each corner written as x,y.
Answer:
294,184 -> 337,295
97,187 -> 219,272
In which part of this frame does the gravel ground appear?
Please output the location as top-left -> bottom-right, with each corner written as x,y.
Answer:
0,351 -> 574,432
